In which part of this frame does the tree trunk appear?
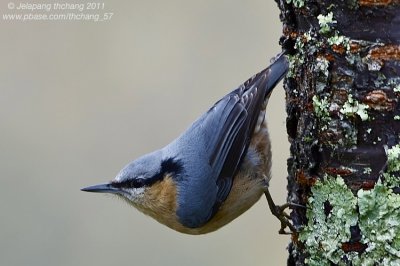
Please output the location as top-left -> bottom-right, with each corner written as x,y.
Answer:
275,1 -> 400,265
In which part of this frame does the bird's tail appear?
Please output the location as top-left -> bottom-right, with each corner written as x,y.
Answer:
263,51 -> 288,98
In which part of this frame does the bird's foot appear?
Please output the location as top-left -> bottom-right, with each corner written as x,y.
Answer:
264,188 -> 305,235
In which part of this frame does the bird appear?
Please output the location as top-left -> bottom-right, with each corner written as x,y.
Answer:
81,52 -> 294,235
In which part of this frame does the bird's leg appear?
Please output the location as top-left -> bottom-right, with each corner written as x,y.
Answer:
264,187 -> 304,234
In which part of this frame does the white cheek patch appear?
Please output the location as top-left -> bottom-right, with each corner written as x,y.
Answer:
125,187 -> 145,202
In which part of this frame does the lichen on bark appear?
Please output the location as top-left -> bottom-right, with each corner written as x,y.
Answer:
275,0 -> 400,265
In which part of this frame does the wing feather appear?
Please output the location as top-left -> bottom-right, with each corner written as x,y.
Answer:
175,53 -> 288,228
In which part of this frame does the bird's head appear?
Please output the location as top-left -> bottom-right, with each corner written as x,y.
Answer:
82,151 -> 183,213
81,151 -> 166,204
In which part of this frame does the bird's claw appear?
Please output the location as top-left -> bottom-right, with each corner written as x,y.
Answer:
264,188 -> 305,234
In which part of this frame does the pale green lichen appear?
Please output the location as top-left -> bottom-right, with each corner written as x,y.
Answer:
386,144 -> 400,173
358,182 -> 400,264
299,176 -> 358,265
294,37 -> 305,50
383,173 -> 400,189
327,34 -> 346,45
312,95 -> 330,119
312,95 -> 332,131
288,30 -> 327,82
327,33 -> 350,52
383,145 -> 400,187
287,36 -> 306,78
340,95 -> 369,121
314,54 -> 330,92
304,32 -> 312,42
301,176 -> 400,265
286,0 -> 305,8
296,6 -> 400,266
317,12 -> 336,34
287,54 -> 304,78
315,57 -> 330,77
363,167 -> 372,174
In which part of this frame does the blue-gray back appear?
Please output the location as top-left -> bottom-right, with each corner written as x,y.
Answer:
164,54 -> 288,228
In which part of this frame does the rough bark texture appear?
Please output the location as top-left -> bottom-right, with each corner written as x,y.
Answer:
275,1 -> 400,265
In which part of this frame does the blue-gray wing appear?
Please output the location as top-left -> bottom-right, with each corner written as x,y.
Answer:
175,53 -> 288,228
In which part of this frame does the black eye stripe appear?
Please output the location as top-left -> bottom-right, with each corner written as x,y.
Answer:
111,178 -> 144,189
112,157 -> 183,189
160,157 -> 183,177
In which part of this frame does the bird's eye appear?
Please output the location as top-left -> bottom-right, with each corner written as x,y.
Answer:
112,178 -> 144,189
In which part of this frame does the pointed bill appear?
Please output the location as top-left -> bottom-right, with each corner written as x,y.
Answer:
81,183 -> 120,194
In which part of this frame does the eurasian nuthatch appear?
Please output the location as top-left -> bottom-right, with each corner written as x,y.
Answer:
82,52 -> 294,234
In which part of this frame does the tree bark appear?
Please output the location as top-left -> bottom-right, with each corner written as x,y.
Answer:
275,1 -> 400,265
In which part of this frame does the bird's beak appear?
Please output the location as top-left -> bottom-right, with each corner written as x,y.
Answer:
81,183 -> 120,194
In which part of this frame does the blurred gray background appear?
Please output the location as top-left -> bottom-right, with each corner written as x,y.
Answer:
0,1 -> 290,265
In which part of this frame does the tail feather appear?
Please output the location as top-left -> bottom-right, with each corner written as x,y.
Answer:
264,51 -> 288,95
